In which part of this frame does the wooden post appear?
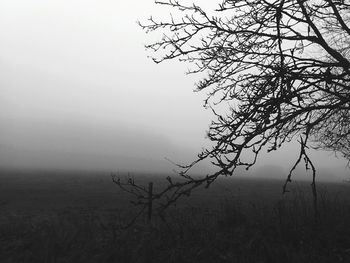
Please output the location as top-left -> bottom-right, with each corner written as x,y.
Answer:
148,182 -> 153,222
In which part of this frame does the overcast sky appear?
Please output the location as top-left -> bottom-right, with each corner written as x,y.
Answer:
0,0 -> 348,179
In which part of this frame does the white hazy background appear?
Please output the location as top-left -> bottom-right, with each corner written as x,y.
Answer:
0,0 -> 348,180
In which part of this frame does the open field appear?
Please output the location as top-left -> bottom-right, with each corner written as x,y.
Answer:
1,168 -> 350,262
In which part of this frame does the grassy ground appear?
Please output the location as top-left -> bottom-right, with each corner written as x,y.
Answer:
1,168 -> 350,262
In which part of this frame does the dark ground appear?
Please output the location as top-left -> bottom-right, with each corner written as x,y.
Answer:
1,168 -> 350,262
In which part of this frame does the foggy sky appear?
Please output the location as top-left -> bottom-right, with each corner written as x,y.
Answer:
0,0 -> 348,180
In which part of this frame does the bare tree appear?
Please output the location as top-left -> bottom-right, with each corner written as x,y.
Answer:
113,0 -> 350,214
